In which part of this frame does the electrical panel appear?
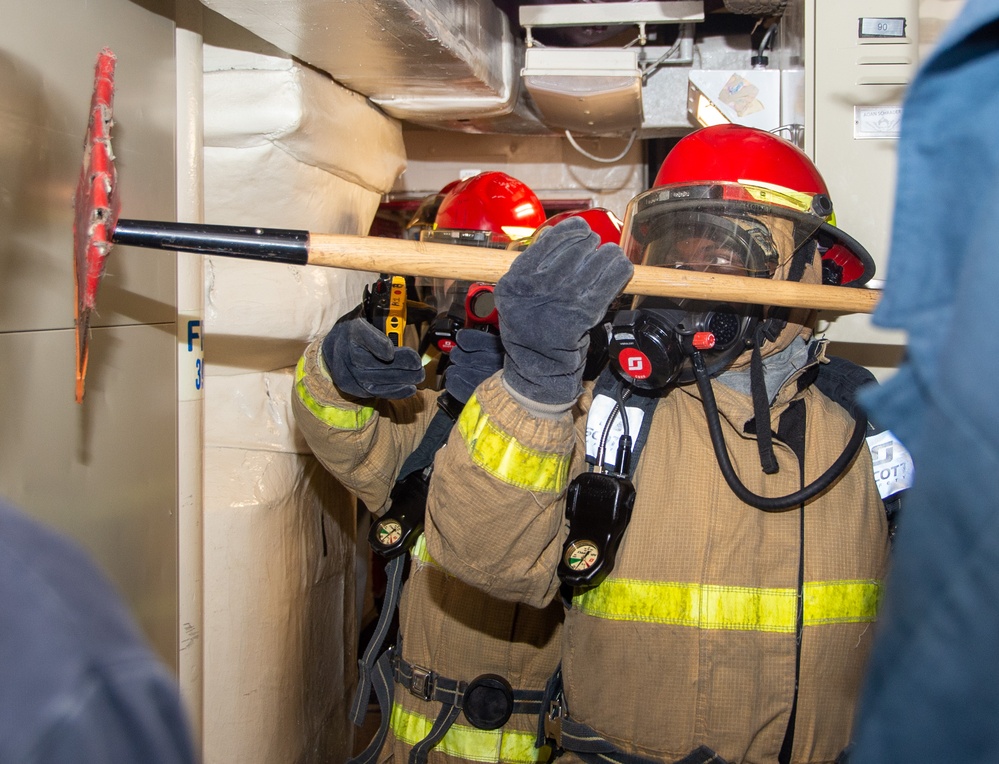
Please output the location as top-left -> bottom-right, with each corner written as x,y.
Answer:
805,0 -> 918,346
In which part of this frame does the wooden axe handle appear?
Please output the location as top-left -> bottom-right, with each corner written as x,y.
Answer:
307,233 -> 881,314
111,220 -> 881,314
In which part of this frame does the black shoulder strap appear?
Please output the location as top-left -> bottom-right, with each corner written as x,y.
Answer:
349,391 -> 463,738
811,355 -> 903,535
590,367 -> 659,477
812,355 -> 878,431
397,391 -> 463,480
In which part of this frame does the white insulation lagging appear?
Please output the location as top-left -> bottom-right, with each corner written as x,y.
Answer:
199,42 -> 405,764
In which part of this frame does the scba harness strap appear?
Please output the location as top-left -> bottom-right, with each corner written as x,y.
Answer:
395,655 -> 548,762
350,644 -> 550,764
350,392 -> 464,738
350,650 -> 396,764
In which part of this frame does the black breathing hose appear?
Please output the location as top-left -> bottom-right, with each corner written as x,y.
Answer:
690,350 -> 868,512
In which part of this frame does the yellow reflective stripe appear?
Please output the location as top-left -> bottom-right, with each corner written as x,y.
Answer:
410,533 -> 436,565
739,180 -> 815,214
294,356 -> 375,431
803,580 -> 882,625
575,579 -> 881,633
456,395 -> 570,494
390,703 -> 551,764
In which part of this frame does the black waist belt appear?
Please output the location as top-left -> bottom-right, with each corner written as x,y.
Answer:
542,668 -> 729,764
349,645 -> 548,764
394,654 -> 547,719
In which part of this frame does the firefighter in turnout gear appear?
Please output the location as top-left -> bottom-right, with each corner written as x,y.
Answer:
422,126 -> 892,764
293,171 -> 564,764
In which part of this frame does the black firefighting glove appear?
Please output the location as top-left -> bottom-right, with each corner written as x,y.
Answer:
494,216 -> 633,408
321,318 -> 425,399
444,328 -> 504,404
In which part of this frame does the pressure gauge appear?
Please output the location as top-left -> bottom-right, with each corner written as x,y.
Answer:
557,470 -> 637,587
375,519 -> 403,548
564,540 -> 600,572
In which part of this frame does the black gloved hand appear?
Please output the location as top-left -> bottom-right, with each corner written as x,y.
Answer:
444,328 -> 505,404
321,318 -> 425,399
494,217 -> 634,407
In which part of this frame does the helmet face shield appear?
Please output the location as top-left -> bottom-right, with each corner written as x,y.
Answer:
416,236 -> 502,334
622,183 -> 827,278
642,126 -> 875,286
420,226 -> 527,249
638,211 -> 780,279
413,275 -> 458,315
404,193 -> 445,241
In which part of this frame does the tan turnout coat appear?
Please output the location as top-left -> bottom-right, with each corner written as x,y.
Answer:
292,339 -> 562,764
424,348 -> 890,764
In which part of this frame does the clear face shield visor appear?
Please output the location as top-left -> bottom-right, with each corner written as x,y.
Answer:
416,227 -> 529,326
638,211 -> 779,278
621,182 -> 828,282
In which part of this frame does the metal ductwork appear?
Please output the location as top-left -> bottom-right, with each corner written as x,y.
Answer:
198,0 -> 795,137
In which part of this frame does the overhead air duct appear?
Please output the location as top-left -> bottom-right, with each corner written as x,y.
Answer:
197,0 -> 797,137
519,1 -> 703,136
522,47 -> 643,134
199,0 -> 522,123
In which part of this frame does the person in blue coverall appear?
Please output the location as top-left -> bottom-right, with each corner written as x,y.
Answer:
0,497 -> 197,763
849,2 -> 999,761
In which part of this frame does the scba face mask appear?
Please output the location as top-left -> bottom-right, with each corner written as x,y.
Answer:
607,297 -> 761,391
607,209 -> 777,391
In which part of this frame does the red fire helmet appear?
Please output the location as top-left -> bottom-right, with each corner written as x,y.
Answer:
624,124 -> 875,286
424,171 -> 547,248
536,207 -> 624,247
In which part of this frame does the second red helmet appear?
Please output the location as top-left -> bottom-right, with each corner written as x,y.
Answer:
534,207 -> 624,247
424,171 -> 547,249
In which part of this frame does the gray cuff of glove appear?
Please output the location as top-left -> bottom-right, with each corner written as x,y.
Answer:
500,346 -> 585,410
501,374 -> 575,419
